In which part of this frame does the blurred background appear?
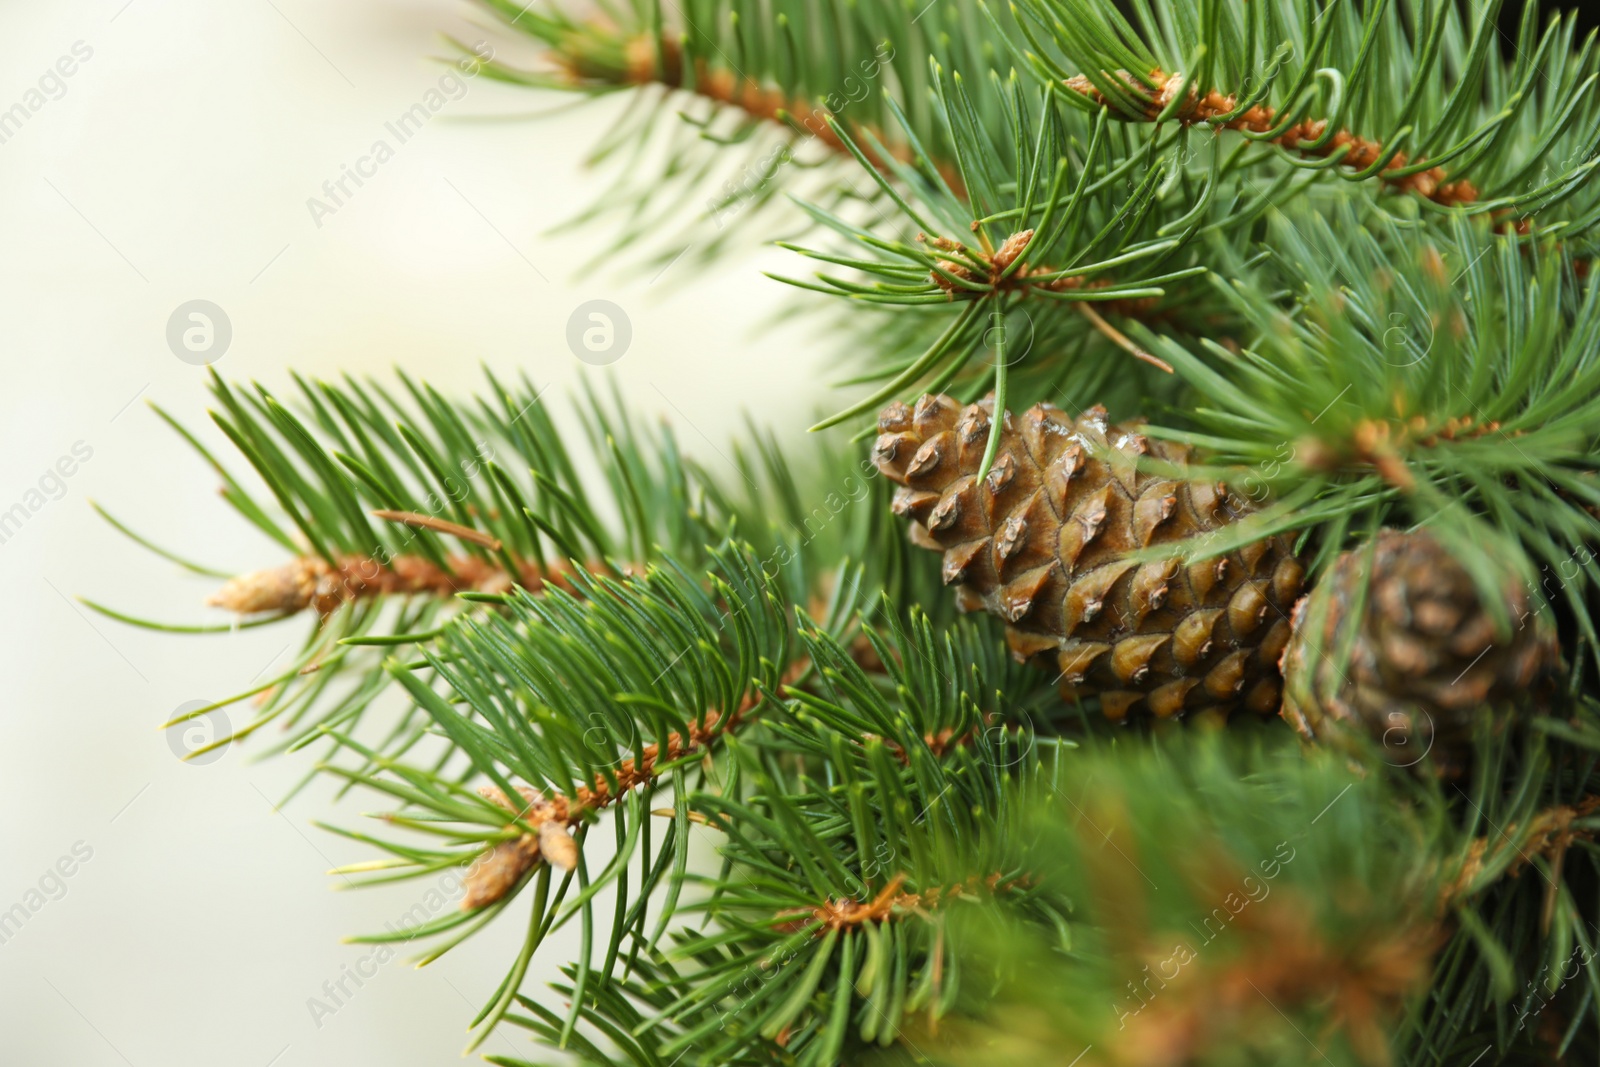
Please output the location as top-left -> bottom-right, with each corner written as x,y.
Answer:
4,1 -> 1599,1064
0,1 -> 825,1063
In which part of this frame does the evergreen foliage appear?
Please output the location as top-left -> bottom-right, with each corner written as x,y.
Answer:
94,1 -> 1600,1064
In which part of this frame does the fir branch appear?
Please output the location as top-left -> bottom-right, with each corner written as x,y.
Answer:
885,735 -> 1454,1067
538,27 -> 964,193
464,0 -> 1017,278
1136,208 -> 1600,659
781,870 -> 1036,933
776,0 -> 1600,434
452,681 -> 811,910
1395,694 -> 1600,1062
315,546 -> 1055,1058
93,370 -> 871,783
1447,794 -> 1600,905
204,551 -> 593,618
1061,68 -> 1480,207
1004,0 -> 1600,234
786,83 -> 1207,439
115,6 -> 1600,1064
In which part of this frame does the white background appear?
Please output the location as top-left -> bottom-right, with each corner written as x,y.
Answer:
0,1 -> 833,1062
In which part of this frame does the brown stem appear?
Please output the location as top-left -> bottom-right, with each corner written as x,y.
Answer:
1078,304 -> 1172,372
1443,795 -> 1600,908
460,659 -> 809,909
206,553 -> 596,618
552,30 -> 967,196
1297,414 -> 1518,492
925,228 -> 1167,332
370,509 -> 504,550
780,871 -> 1034,934
864,725 -> 980,764
1065,69 -> 1478,208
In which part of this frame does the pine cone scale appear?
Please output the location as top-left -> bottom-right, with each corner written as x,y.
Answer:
1279,527 -> 1561,772
875,394 -> 1306,720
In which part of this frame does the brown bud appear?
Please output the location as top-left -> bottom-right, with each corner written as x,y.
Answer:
461,836 -> 541,910
537,820 -> 580,872
206,558 -> 326,614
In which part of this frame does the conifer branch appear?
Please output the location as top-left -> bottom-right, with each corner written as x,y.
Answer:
1137,208 -> 1600,657
1446,794 -> 1600,904
205,552 -> 592,617
465,0 -> 1014,279
95,370 -> 874,782
919,228 -> 1175,369
783,871 -> 1036,933
539,29 -> 965,193
1062,69 -> 1480,207
923,228 -> 1160,310
460,658 -> 809,908
111,5 -> 1600,1063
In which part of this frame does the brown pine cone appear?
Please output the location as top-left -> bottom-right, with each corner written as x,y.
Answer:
872,394 -> 1305,721
1279,528 -> 1560,771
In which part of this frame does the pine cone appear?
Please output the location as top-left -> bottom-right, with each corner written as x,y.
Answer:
1279,528 -> 1560,770
872,395 -> 1305,720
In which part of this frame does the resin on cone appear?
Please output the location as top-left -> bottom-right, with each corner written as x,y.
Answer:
873,394 -> 1305,720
